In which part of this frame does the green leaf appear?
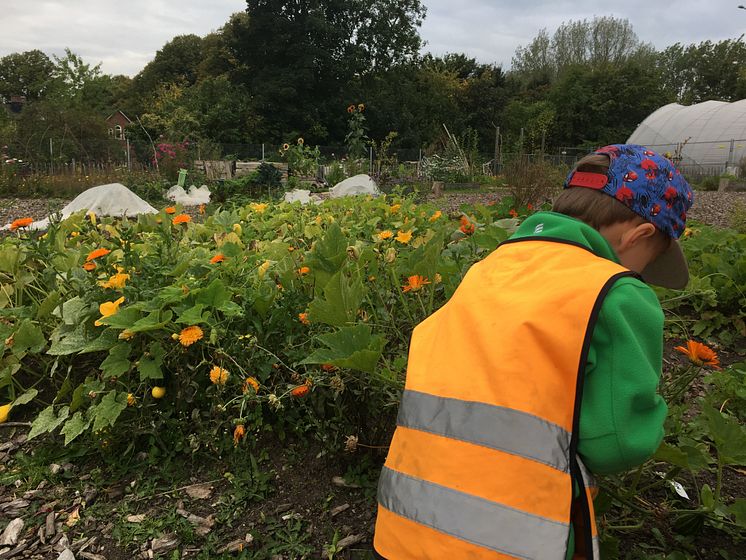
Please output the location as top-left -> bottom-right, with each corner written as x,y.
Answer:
196,279 -> 230,309
308,270 -> 363,327
728,499 -> 746,528
301,324 -> 386,373
37,290 -> 61,319
81,329 -> 119,353
61,411 -> 91,445
304,222 -> 348,288
97,306 -> 141,329
654,442 -> 691,468
28,405 -> 69,441
175,304 -> 209,325
54,296 -> 90,326
138,342 -> 165,381
702,406 -> 746,464
13,388 -> 38,407
700,484 -> 715,510
129,309 -> 173,333
99,343 -> 131,378
47,323 -> 92,356
12,319 -> 46,354
90,391 -> 128,433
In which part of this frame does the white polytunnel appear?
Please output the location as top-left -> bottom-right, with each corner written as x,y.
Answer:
627,99 -> 746,176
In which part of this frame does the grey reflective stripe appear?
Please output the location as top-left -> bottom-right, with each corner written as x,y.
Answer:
397,390 -> 571,472
577,455 -> 597,490
378,467 -> 570,560
592,536 -> 600,559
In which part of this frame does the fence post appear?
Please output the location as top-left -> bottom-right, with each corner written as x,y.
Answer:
49,138 -> 53,174
369,146 -> 373,174
728,139 -> 735,169
493,126 -> 500,175
126,138 -> 131,171
262,143 -> 265,162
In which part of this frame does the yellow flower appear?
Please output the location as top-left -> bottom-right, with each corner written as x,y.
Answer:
429,210 -> 442,222
70,231 -> 80,238
233,424 -> 246,446
250,203 -> 268,214
119,330 -> 135,341
99,273 -> 130,290
209,365 -> 230,386
127,394 -> 136,407
0,403 -> 11,423
258,260 -> 271,279
151,386 -> 166,399
377,230 -> 393,241
395,230 -> 413,244
95,297 -> 125,326
389,204 -> 401,214
88,211 -> 97,226
243,377 -> 260,394
178,325 -> 204,347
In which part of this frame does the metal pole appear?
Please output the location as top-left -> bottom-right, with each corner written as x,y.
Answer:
728,139 -> 735,168
369,146 -> 373,174
49,138 -> 53,174
262,143 -> 265,161
126,138 -> 131,171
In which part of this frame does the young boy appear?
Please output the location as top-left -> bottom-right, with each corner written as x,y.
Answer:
372,144 -> 693,560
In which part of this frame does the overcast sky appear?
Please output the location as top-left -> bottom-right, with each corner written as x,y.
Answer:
1,0 -> 744,76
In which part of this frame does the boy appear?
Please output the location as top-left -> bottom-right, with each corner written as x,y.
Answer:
372,144 -> 693,560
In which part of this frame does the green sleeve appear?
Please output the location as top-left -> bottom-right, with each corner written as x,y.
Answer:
577,278 -> 668,475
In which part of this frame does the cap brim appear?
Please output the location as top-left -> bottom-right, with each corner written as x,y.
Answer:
641,240 -> 689,289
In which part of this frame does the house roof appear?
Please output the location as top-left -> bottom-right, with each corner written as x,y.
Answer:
105,110 -> 133,123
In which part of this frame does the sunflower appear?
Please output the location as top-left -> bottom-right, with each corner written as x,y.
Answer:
282,143 -> 290,151
358,103 -> 365,112
402,275 -> 431,293
395,230 -> 413,244
178,325 -> 204,347
172,214 -> 191,225
9,217 -> 33,231
86,248 -> 111,262
297,137 -> 304,145
210,254 -> 226,264
674,340 -> 720,369
209,365 -> 230,385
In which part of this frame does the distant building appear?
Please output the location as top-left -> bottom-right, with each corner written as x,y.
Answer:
106,110 -> 132,141
9,95 -> 26,114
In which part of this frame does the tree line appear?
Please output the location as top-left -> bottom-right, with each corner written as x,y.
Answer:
1,1 -> 744,164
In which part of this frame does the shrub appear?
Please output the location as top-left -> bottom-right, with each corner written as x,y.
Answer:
729,201 -> 746,233
503,156 -> 565,208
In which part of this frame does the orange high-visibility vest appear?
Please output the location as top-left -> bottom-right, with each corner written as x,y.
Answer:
374,238 -> 637,560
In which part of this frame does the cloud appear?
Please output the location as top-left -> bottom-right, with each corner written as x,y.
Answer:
1,0 -> 744,76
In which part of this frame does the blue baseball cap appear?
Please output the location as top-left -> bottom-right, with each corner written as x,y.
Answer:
564,144 -> 694,289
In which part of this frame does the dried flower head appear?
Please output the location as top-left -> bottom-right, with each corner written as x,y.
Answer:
344,435 -> 359,453
233,424 -> 246,446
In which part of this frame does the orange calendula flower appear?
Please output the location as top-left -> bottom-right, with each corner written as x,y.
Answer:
298,266 -> 310,276
429,211 -> 442,222
389,203 -> 401,214
233,424 -> 246,446
86,248 -> 111,261
9,217 -> 33,231
209,365 -> 230,385
82,262 -> 97,272
321,364 -> 337,372
210,253 -> 226,264
243,377 -> 260,393
377,230 -> 393,241
172,214 -> 191,225
95,296 -> 125,326
395,230 -> 413,244
509,209 -> 519,218
291,385 -> 310,398
164,207 -> 176,215
178,325 -> 204,347
402,275 -> 431,293
99,272 -> 130,290
674,340 -> 720,369
298,312 -> 310,325
459,216 -> 475,235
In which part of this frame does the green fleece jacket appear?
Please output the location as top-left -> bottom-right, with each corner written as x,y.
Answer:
510,212 -> 668,558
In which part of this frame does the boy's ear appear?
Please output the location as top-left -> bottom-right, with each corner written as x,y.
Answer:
620,222 -> 657,248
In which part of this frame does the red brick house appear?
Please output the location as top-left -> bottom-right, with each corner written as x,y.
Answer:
106,110 -> 132,140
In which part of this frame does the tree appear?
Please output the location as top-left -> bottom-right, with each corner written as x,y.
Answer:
131,34 -> 205,103
658,37 -> 746,104
0,50 -> 59,102
512,17 -> 652,85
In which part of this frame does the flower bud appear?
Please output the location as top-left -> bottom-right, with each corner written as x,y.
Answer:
384,247 -> 397,264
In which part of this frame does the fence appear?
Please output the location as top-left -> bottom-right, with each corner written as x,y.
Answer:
638,139 -> 746,179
